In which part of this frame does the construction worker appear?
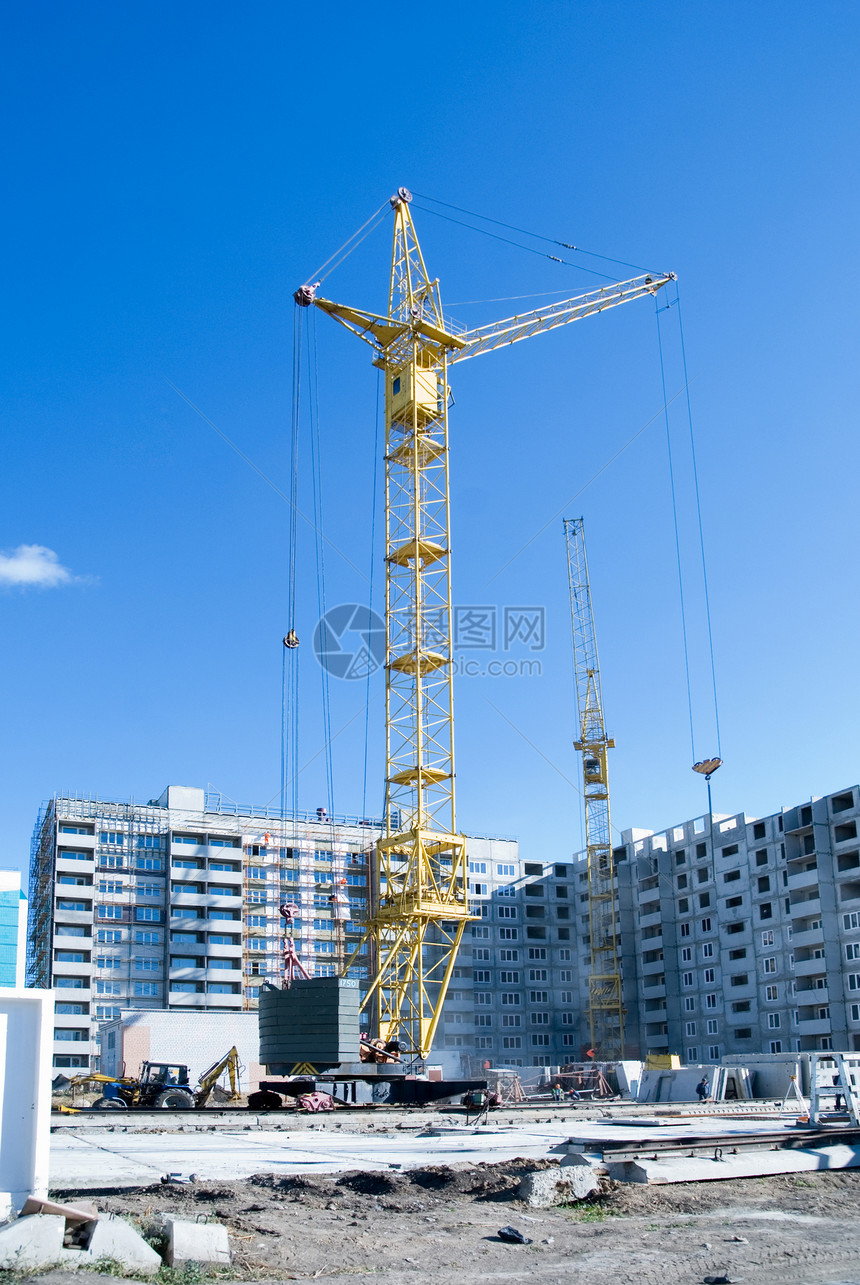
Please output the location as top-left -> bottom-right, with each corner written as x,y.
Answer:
696,1076 -> 709,1102
552,1083 -> 562,1103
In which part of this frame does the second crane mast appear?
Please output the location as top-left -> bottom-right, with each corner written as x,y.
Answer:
298,189 -> 671,1057
565,517 -> 624,1060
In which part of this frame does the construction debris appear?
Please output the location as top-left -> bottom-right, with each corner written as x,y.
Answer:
517,1158 -> 600,1207
160,1215 -> 231,1267
0,1203 -> 220,1275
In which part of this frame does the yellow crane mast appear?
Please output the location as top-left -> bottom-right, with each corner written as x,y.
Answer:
297,188 -> 671,1058
564,517 -> 624,1060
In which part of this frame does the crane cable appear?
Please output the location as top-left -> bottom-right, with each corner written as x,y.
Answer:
655,289 -> 722,766
308,308 -> 336,820
412,191 -> 668,282
302,199 -> 391,289
282,309 -> 303,821
362,370 -> 382,819
678,289 -> 722,760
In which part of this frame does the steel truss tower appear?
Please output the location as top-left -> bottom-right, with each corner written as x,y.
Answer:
298,189 -> 670,1057
564,517 -> 624,1060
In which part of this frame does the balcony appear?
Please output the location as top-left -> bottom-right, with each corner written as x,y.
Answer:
53,908 -> 94,926
642,981 -> 666,999
795,983 -> 829,1002
204,867 -> 243,884
791,926 -> 825,948
794,957 -> 827,977
641,957 -> 666,975
787,868 -> 819,893
57,850 -> 95,867
638,910 -> 662,930
57,830 -> 96,848
790,897 -> 821,919
796,1016 -> 832,1036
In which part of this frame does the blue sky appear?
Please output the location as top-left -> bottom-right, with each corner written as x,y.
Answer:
2,1 -> 858,882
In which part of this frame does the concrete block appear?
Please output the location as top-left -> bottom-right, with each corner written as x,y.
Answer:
0,1212 -> 66,1271
517,1164 -> 599,1207
163,1216 -> 231,1267
84,1212 -> 161,1274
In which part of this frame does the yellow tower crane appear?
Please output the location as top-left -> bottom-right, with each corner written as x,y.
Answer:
564,516 -> 624,1060
296,188 -> 672,1058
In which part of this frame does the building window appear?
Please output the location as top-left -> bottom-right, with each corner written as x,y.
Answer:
759,903 -> 773,920
531,1033 -> 550,1047
497,864 -> 516,877
684,997 -> 695,1012
528,947 -> 547,960
681,946 -> 692,963
501,993 -> 521,1006
702,943 -> 714,959
134,982 -> 161,997
768,1013 -> 781,1029
96,956 -> 122,969
499,949 -> 518,962
763,957 -> 777,974
498,906 -> 518,919
708,1045 -> 720,1060
100,832 -> 124,846
686,1047 -> 698,1062
502,1036 -> 521,1049
706,1019 -> 718,1035
685,1022 -> 697,1037
530,1012 -> 549,1026
705,993 -> 717,1009
98,907 -> 123,920
701,917 -> 712,932
97,930 -> 122,944
682,971 -> 694,987
680,923 -> 690,938
770,1040 -> 782,1054
765,984 -> 779,1001
501,1015 -> 521,1028
703,968 -> 715,984
529,991 -> 549,1004
761,930 -> 774,947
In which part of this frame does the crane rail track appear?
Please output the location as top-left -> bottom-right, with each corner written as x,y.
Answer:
572,1124 -> 860,1164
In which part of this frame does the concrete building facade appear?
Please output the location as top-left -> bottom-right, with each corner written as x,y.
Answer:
27,780 -> 860,1076
0,871 -> 28,988
613,784 -> 860,1062
27,786 -> 387,1072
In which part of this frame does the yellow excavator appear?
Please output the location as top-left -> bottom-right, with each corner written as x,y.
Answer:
66,1047 -> 243,1110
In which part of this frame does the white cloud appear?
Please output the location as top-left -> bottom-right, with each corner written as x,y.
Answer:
0,544 -> 79,588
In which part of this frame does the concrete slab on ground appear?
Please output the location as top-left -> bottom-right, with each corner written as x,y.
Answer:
48,1113 -> 854,1191
49,1122 -> 578,1189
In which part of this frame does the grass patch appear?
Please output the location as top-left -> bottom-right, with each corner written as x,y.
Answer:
563,1202 -> 622,1222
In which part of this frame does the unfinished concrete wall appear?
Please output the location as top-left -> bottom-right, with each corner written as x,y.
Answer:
0,989 -> 53,1216
98,1009 -> 263,1092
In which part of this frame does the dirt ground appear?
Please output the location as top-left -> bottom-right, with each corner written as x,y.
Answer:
23,1160 -> 860,1285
